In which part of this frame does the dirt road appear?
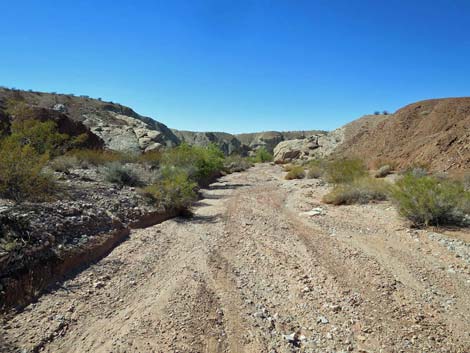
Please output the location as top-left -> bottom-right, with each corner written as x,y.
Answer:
2,164 -> 469,352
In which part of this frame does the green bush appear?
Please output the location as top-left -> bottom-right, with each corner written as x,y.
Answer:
103,162 -> 142,187
324,159 -> 367,184
224,155 -> 251,173
161,143 -> 224,181
142,167 -> 197,210
322,177 -> 390,205
285,165 -> 305,180
390,173 -> 469,227
250,147 -> 273,163
9,118 -> 69,156
0,136 -> 55,202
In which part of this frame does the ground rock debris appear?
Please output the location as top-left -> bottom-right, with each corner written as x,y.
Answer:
1,164 -> 469,353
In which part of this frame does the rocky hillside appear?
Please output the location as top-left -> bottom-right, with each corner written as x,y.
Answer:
236,130 -> 327,153
171,130 -> 249,155
274,98 -> 470,173
0,88 -> 179,153
333,98 -> 470,171
173,129 -> 327,156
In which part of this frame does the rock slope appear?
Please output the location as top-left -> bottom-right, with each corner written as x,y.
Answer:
0,88 -> 179,153
333,98 -> 470,171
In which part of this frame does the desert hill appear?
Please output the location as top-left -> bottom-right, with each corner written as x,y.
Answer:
333,98 -> 470,171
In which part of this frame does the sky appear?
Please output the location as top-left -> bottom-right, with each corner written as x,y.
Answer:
1,0 -> 469,133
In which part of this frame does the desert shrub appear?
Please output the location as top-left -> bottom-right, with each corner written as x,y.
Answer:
250,147 -> 273,163
463,173 -> 470,191
322,177 -> 390,205
142,168 -> 197,210
285,165 -> 305,180
161,143 -> 224,181
374,165 -> 392,178
306,159 -> 327,179
0,137 -> 55,202
282,164 -> 295,172
390,173 -> 469,227
103,162 -> 142,187
9,118 -> 69,156
404,164 -> 429,178
137,150 -> 162,168
224,155 -> 251,173
50,155 -> 80,173
307,165 -> 323,179
324,159 -> 367,184
68,149 -> 124,168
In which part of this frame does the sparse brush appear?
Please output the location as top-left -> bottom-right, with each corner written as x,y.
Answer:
282,164 -> 295,172
161,143 -> 225,181
224,155 -> 251,173
137,150 -> 162,168
306,159 -> 326,179
285,165 -> 305,180
50,155 -> 80,173
0,137 -> 56,202
390,173 -> 469,227
103,162 -> 142,187
464,173 -> 470,191
324,159 -> 367,184
142,167 -> 197,210
322,177 -> 390,205
374,165 -> 392,178
249,147 -> 273,163
68,149 -> 125,168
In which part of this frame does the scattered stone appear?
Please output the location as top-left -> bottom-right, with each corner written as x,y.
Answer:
317,315 -> 329,324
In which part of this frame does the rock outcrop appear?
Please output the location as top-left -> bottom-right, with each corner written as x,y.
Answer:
273,130 -> 345,163
0,88 -> 179,153
172,130 -> 249,155
236,130 -> 326,153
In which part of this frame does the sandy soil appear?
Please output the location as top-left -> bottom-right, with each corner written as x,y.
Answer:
1,164 -> 469,353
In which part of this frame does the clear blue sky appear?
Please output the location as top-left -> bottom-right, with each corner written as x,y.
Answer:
1,1 -> 469,133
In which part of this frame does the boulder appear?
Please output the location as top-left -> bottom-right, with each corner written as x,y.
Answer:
273,136 -> 319,163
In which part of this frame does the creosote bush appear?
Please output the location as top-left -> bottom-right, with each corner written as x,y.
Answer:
285,165 -> 305,180
324,159 -> 367,184
50,155 -> 80,173
322,177 -> 390,205
0,136 -> 55,202
103,162 -> 142,187
306,159 -> 326,179
224,155 -> 251,173
250,147 -> 273,163
137,150 -> 162,168
142,168 -> 197,210
161,143 -> 224,181
67,149 -> 127,168
390,173 -> 470,227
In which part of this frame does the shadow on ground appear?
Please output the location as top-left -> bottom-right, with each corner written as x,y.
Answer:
208,183 -> 250,190
174,213 -> 222,224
